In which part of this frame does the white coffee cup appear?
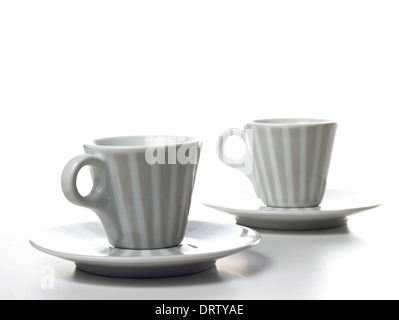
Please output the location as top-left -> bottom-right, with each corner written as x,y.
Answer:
216,119 -> 337,208
61,136 -> 201,249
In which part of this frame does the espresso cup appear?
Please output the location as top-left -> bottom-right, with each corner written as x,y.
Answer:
61,136 -> 201,249
216,119 -> 337,208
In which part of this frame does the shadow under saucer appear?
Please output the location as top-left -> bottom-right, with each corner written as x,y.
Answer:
70,250 -> 271,287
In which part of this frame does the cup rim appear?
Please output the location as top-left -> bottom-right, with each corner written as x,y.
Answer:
248,118 -> 336,126
84,135 -> 200,150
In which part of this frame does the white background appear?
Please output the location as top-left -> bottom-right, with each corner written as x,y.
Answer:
1,1 -> 398,300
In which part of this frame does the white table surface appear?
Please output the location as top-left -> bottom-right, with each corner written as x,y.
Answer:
2,188 -> 397,300
1,1 -> 399,300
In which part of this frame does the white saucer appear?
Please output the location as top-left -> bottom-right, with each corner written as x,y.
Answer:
30,220 -> 261,278
204,189 -> 382,230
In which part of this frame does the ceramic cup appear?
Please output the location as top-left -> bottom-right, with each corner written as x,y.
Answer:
61,136 -> 201,249
216,119 -> 337,208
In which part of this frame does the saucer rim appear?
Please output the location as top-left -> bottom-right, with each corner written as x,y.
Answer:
30,220 -> 261,265
202,188 -> 382,218
203,203 -> 382,218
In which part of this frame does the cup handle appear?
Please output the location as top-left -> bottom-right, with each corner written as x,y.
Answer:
216,128 -> 261,198
61,154 -> 108,210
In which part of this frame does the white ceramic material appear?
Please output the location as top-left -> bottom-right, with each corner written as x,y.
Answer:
216,119 -> 337,208
61,136 -> 201,250
30,220 -> 261,278
204,190 -> 381,230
